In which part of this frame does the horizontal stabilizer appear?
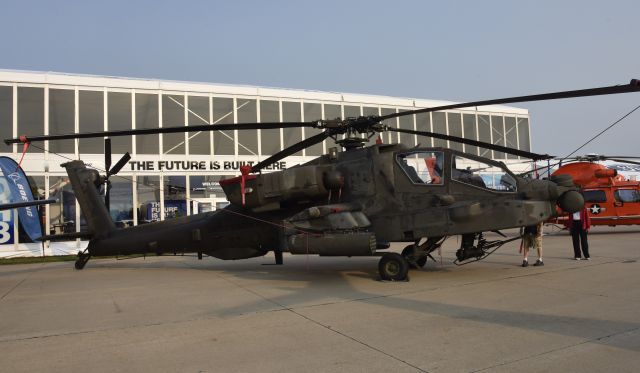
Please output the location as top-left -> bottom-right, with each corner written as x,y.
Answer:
0,198 -> 57,211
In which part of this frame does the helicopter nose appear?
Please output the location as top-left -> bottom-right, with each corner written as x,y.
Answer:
547,174 -> 584,213
557,190 -> 584,213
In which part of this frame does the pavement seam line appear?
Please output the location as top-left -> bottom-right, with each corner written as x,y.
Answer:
180,256 -> 634,318
164,256 -> 637,318
469,326 -> 640,372
207,268 -> 428,373
2,257 -> 633,344
287,257 -> 630,312
288,307 -> 428,373
0,269 -> 37,301
0,292 -> 426,373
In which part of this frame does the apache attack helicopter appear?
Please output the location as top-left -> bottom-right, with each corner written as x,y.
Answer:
5,79 -> 640,281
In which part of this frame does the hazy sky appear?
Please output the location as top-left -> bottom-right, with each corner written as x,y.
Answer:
1,0 -> 638,156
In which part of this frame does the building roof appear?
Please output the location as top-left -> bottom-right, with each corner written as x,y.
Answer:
0,69 -> 528,115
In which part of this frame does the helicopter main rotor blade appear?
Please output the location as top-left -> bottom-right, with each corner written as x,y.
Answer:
607,158 -> 640,166
388,127 -> 552,160
9,80 -> 638,146
0,198 -> 57,211
377,79 -> 640,122
6,80 -> 638,173
561,157 -> 590,161
5,122 -> 313,145
251,131 -> 331,173
562,155 -> 640,163
604,156 -> 640,160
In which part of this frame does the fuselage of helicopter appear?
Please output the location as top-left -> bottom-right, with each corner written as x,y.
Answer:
78,143 -> 574,261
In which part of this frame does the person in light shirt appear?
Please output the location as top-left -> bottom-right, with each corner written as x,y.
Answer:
568,207 -> 591,260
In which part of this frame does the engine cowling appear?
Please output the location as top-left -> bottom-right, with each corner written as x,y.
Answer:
220,165 -> 340,208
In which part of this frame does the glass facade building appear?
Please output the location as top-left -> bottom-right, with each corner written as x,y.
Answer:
0,70 -> 531,257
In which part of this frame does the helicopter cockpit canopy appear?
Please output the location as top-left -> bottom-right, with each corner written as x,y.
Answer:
396,150 -> 518,192
396,151 -> 444,185
452,154 -> 517,192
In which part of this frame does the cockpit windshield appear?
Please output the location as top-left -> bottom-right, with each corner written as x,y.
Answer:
452,155 -> 517,192
396,151 -> 444,185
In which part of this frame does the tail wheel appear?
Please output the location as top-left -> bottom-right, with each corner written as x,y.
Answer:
402,245 -> 427,268
74,250 -> 90,270
379,252 -> 409,281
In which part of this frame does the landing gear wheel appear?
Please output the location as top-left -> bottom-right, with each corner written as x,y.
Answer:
379,252 -> 409,281
402,245 -> 427,269
274,249 -> 283,265
74,250 -> 91,270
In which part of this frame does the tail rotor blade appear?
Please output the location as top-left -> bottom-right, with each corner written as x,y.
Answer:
105,182 -> 111,213
108,152 -> 132,176
105,138 -> 112,176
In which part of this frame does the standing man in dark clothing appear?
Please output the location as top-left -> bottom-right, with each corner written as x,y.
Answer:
568,207 -> 591,260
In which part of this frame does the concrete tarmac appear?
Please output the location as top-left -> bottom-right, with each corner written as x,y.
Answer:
1,226 -> 639,372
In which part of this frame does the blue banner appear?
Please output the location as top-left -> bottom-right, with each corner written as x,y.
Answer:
0,157 -> 43,241
0,177 -> 15,244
